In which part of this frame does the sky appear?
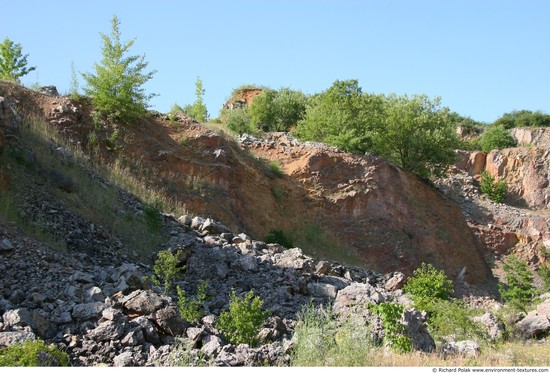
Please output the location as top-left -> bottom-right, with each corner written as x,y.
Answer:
1,0 -> 549,123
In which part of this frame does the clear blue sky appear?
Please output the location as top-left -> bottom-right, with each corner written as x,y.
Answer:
2,0 -> 549,123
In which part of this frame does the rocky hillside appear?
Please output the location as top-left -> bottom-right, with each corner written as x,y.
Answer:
0,82 -> 493,286
1,81 -> 550,366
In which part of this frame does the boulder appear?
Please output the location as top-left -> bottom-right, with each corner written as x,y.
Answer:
0,238 -> 14,253
151,306 -> 187,336
333,283 -> 384,317
201,334 -> 223,357
0,331 -> 36,347
3,308 -> 34,328
120,290 -> 164,315
88,320 -> 125,341
113,351 -> 136,367
515,311 -> 550,339
473,312 -> 505,341
403,309 -> 435,352
307,282 -> 338,299
441,340 -> 480,357
72,302 -> 108,321
385,272 -> 406,291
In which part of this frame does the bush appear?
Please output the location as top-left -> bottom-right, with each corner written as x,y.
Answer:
264,229 -> 293,248
0,339 -> 69,366
291,304 -> 373,366
267,161 -> 283,178
149,248 -> 184,293
82,15 -> 156,124
217,290 -> 269,346
499,255 -> 536,312
403,262 -> 454,312
480,171 -> 507,203
222,107 -> 255,135
426,299 -> 488,343
249,87 -> 307,132
478,125 -> 517,152
370,302 -> 412,353
177,281 -> 209,323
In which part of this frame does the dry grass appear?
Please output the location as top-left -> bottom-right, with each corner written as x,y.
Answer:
359,341 -> 550,367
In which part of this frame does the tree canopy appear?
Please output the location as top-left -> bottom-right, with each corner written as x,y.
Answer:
82,15 -> 156,124
0,38 -> 36,82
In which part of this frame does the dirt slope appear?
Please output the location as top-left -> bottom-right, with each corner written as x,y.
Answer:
0,81 -> 493,285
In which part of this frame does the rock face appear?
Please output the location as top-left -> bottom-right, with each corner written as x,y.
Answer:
512,127 -> 550,148
485,147 -> 550,210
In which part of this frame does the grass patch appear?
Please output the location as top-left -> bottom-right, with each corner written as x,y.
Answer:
290,223 -> 363,266
0,116 -> 175,258
268,161 -> 284,178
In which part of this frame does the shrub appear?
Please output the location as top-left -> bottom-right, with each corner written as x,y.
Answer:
499,255 -> 536,312
425,299 -> 488,343
370,302 -> 412,353
149,248 -> 184,293
478,125 -> 517,152
222,107 -> 255,135
403,262 -> 453,312
268,161 -> 283,178
177,281 -> 209,323
480,171 -> 507,203
143,202 -> 163,231
82,15 -> 157,124
0,339 -> 69,366
249,87 -> 307,132
0,37 -> 36,82
291,304 -> 373,366
539,265 -> 550,293
264,229 -> 293,248
217,290 -> 269,346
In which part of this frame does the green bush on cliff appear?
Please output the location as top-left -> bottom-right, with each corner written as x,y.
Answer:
480,171 -> 507,203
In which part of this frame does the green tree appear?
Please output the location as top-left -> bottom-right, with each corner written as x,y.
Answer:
499,255 -> 536,312
494,110 -> 550,129
192,76 -> 208,122
478,125 -> 517,152
82,15 -> 157,124
372,94 -> 459,179
296,79 -> 384,153
249,87 -> 307,132
403,262 -> 454,312
218,290 -> 269,345
0,37 -> 36,82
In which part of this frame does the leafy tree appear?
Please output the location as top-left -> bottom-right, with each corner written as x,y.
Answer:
249,87 -> 307,132
82,15 -> 157,124
370,302 -> 412,353
192,76 -> 208,122
218,290 -> 269,345
499,255 -> 536,312
177,281 -> 209,323
494,110 -> 550,129
372,94 -> 459,179
478,125 -> 517,152
403,262 -> 454,312
296,79 -> 384,153
222,107 -> 255,135
0,37 -> 36,82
